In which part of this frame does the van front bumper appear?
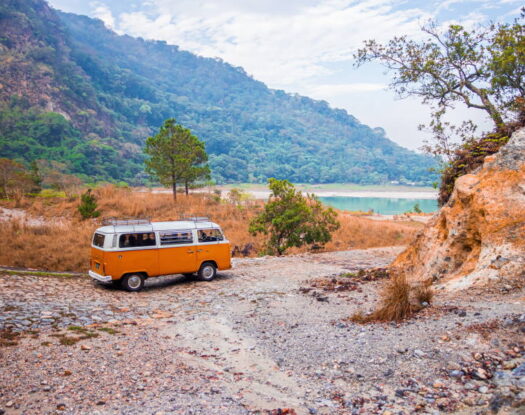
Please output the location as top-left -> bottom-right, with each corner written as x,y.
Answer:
88,270 -> 113,282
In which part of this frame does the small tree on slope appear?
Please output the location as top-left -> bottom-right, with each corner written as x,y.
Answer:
78,189 -> 100,220
249,178 -> 340,256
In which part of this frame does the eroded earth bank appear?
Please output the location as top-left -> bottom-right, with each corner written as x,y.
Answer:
1,248 -> 524,415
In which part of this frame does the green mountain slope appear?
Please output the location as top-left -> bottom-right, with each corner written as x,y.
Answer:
0,0 -> 437,185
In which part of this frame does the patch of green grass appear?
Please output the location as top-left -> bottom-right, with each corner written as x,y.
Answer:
38,189 -> 67,198
59,336 -> 80,346
79,332 -> 99,340
1,269 -> 80,278
68,325 -> 87,332
97,327 -> 119,335
65,326 -> 100,340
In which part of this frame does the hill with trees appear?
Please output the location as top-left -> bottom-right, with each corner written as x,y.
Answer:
0,0 -> 437,185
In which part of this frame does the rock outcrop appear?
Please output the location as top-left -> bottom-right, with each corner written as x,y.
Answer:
391,128 -> 525,290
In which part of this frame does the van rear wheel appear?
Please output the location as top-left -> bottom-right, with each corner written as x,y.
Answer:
121,274 -> 145,292
197,262 -> 217,281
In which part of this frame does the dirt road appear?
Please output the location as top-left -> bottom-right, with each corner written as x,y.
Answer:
1,248 -> 524,414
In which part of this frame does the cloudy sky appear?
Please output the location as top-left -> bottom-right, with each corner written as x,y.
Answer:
48,0 -> 522,150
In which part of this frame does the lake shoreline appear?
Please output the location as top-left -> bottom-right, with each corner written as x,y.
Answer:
239,189 -> 438,200
215,184 -> 438,200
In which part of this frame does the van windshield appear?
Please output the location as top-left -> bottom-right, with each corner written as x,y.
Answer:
93,233 -> 105,248
198,229 -> 224,242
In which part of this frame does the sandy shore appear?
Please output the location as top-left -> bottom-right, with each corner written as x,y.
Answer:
150,187 -> 438,200
244,190 -> 438,200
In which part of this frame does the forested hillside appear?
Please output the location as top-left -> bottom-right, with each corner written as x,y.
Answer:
0,0 -> 437,185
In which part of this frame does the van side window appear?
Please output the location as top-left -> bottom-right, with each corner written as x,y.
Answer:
159,231 -> 193,245
198,229 -> 224,242
119,233 -> 156,248
93,233 -> 105,248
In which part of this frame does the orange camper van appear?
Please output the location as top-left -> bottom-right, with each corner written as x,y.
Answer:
89,217 -> 231,291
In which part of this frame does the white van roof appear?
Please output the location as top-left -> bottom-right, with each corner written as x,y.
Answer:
95,220 -> 221,234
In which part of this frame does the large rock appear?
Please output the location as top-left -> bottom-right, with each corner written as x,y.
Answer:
391,128 -> 525,290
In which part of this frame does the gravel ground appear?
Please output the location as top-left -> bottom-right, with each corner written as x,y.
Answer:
0,247 -> 524,415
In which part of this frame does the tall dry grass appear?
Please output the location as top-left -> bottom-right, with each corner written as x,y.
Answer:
350,273 -> 433,323
0,219 -> 94,272
0,186 -> 423,272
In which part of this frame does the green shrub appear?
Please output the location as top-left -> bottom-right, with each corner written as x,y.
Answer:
249,178 -> 340,255
78,189 -> 101,219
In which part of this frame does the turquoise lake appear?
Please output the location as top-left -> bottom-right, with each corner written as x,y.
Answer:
318,196 -> 438,215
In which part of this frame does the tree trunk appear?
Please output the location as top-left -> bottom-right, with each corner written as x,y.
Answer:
172,181 -> 177,201
465,84 -> 504,130
480,94 -> 504,131
185,181 -> 189,196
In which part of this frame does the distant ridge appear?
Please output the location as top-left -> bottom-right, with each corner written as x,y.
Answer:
0,0 -> 437,185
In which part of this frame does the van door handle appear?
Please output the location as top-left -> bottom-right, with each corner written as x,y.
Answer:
187,250 -> 194,253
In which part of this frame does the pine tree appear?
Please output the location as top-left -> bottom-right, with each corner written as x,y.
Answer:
145,118 -> 210,200
78,189 -> 101,220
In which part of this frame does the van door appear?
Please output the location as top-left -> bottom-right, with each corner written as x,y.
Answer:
113,232 -> 159,278
157,230 -> 197,275
196,228 -> 225,268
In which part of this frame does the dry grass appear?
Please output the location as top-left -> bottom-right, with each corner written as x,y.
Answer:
0,329 -> 20,347
0,186 -> 423,272
350,274 -> 433,323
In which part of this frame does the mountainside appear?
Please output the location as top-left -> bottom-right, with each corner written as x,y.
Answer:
0,0 -> 437,185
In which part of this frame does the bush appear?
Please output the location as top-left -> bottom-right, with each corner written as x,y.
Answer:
78,189 -> 100,219
249,178 -> 340,255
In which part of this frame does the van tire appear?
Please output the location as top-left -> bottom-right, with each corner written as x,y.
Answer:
121,273 -> 145,292
197,262 -> 217,281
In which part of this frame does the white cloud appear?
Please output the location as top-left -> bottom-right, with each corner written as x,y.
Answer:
51,0 -> 511,150
90,2 -> 115,29
116,0 -> 432,88
306,82 -> 387,97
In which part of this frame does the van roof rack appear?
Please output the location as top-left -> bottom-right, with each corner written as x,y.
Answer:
179,216 -> 210,222
102,217 -> 152,226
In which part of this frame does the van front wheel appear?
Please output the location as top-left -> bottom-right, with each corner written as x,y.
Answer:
121,274 -> 145,292
197,263 -> 217,281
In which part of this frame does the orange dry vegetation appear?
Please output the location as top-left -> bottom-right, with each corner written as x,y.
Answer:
0,186 -> 423,272
350,273 -> 433,323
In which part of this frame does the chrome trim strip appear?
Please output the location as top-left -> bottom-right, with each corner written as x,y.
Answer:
88,270 -> 112,282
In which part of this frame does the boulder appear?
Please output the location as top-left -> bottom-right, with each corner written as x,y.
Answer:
390,128 -> 525,290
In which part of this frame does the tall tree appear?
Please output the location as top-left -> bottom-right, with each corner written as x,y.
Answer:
180,133 -> 211,196
145,118 -> 210,200
354,15 -> 524,158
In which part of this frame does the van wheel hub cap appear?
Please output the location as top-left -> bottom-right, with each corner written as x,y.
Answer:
128,275 -> 142,289
203,266 -> 214,278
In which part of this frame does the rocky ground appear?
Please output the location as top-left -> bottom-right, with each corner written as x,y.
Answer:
0,247 -> 524,415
